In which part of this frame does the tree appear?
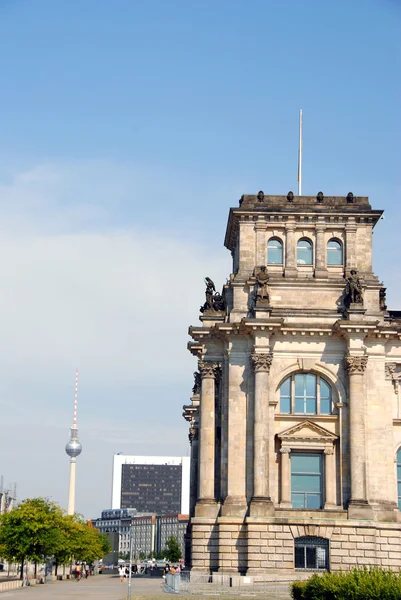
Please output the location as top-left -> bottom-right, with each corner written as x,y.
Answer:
163,536 -> 182,563
0,498 -> 65,579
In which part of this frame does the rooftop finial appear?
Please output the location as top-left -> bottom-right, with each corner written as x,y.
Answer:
73,369 -> 78,429
298,109 -> 303,195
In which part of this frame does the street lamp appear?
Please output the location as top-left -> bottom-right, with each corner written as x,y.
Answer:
127,525 -> 133,600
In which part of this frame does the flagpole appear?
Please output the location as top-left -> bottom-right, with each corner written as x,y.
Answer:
298,109 -> 303,195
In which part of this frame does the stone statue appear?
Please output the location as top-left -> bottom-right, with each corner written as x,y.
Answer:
200,277 -> 226,313
255,266 -> 270,302
204,277 -> 215,310
212,293 -> 226,311
344,270 -> 363,307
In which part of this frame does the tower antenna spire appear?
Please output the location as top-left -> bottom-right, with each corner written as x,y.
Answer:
298,109 -> 303,195
65,369 -> 82,515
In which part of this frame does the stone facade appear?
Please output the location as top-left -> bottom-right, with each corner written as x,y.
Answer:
183,193 -> 401,576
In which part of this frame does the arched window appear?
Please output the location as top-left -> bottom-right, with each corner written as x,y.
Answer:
295,536 -> 329,570
297,239 -> 313,265
397,449 -> 401,510
267,238 -> 283,264
280,373 -> 332,415
327,239 -> 343,266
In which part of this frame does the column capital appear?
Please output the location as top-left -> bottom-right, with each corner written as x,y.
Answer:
324,447 -> 334,455
251,351 -> 273,373
198,360 -> 221,379
280,447 -> 291,454
344,354 -> 368,374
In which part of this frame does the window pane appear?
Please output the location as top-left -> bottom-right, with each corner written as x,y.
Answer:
268,239 -> 283,264
292,474 -> 321,493
316,547 -> 327,569
297,239 -> 313,265
306,547 -> 317,569
280,396 -> 291,414
398,449 -> 401,464
320,397 -> 331,414
295,374 -> 304,396
327,240 -> 342,266
292,493 -> 305,508
294,547 -> 305,569
306,494 -> 321,509
292,453 -> 321,473
280,377 -> 291,396
306,374 -> 316,396
306,397 -> 317,413
320,379 -> 330,399
295,397 -> 305,413
398,482 -> 401,498
397,465 -> 401,479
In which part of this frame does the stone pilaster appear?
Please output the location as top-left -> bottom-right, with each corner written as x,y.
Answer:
315,221 -> 328,278
280,448 -> 291,507
345,354 -> 372,518
249,351 -> 274,516
324,447 -> 336,509
345,220 -> 357,275
284,221 -> 297,277
221,348 -> 247,517
196,360 -> 220,517
254,219 -> 267,267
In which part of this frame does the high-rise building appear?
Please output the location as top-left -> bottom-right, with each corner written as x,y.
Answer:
111,455 -> 190,515
183,191 -> 401,577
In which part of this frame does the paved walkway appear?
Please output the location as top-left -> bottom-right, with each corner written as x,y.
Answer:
0,575 -> 164,599
0,574 -> 292,600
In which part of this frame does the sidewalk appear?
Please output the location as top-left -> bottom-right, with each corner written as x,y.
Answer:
0,574 -> 164,599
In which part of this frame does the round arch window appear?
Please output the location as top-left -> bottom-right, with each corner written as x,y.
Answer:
297,239 -> 313,265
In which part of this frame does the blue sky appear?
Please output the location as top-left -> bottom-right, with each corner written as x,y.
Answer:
0,0 -> 399,517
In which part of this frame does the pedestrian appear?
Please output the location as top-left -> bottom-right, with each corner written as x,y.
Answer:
76,564 -> 81,581
119,566 -> 125,583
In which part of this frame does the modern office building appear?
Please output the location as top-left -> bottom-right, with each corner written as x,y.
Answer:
111,455 -> 190,515
183,191 -> 401,577
92,508 -> 189,558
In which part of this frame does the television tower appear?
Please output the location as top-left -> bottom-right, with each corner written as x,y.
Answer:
65,370 -> 82,515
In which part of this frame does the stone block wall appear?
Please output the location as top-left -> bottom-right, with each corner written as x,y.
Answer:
191,519 -> 401,574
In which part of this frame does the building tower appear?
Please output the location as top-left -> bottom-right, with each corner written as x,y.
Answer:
65,370 -> 82,515
184,191 -> 401,577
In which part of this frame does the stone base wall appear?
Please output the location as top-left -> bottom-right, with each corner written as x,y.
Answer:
191,518 -> 401,574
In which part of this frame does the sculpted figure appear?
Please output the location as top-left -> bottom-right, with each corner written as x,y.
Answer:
192,371 -> 201,395
344,269 -> 363,307
212,293 -> 226,311
204,277 -> 215,310
255,266 -> 270,301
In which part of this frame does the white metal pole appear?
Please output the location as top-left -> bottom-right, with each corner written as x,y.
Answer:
127,525 -> 133,600
298,109 -> 303,195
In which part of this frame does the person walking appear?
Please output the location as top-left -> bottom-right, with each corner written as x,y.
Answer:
119,565 -> 125,583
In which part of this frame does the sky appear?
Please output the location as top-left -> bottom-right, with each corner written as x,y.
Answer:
0,0 -> 399,518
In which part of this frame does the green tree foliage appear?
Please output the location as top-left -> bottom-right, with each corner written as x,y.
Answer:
0,498 -> 110,579
163,536 -> 182,563
291,568 -> 401,600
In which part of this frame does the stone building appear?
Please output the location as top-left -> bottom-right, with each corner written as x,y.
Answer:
183,192 -> 401,576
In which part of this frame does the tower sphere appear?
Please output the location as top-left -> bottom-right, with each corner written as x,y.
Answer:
65,439 -> 82,458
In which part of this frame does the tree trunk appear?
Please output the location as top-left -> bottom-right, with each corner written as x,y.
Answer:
55,561 -> 58,576
34,561 -> 37,578
20,559 -> 24,580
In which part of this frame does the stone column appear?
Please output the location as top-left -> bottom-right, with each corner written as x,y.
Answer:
197,360 -> 219,504
324,447 -> 336,509
189,425 -> 199,517
285,222 -> 297,277
345,355 -> 372,517
345,220 -> 357,275
250,351 -> 274,516
280,448 -> 291,507
315,221 -> 328,279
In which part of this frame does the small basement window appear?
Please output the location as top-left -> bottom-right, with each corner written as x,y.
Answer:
294,536 -> 329,571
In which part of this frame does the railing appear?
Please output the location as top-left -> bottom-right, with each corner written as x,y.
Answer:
165,571 -> 292,598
